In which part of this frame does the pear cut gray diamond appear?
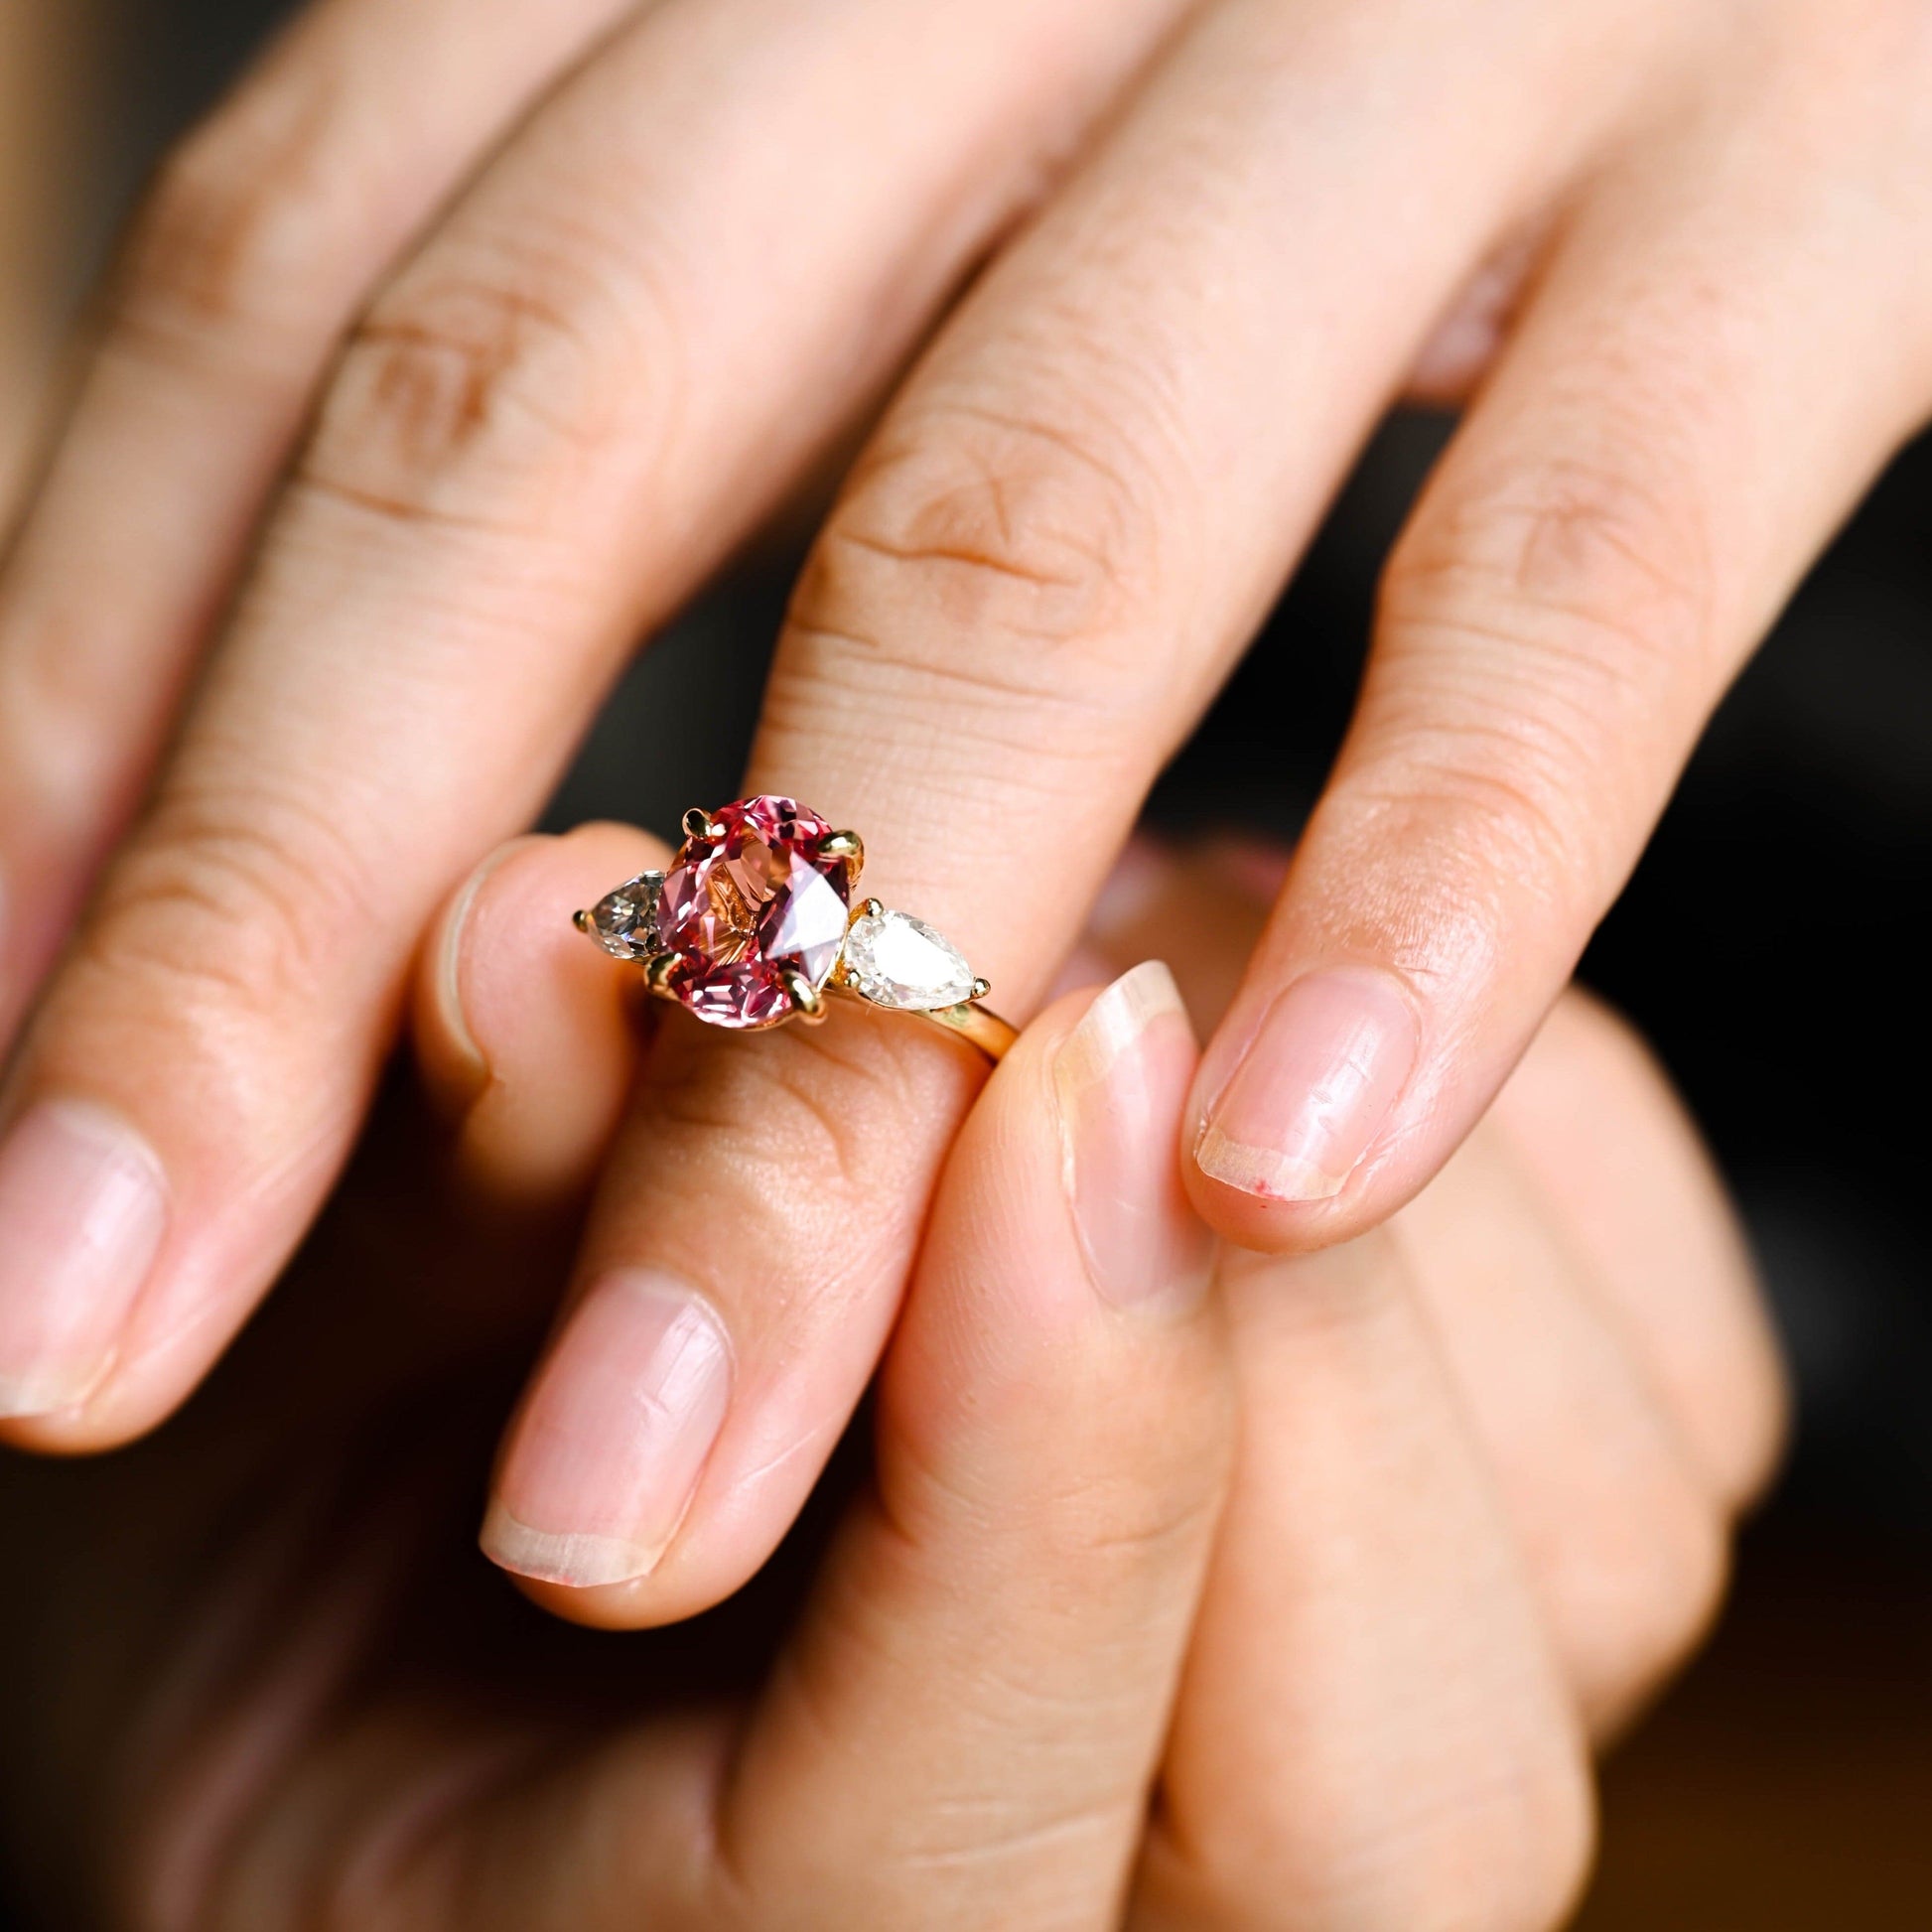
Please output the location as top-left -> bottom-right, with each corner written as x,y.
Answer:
586,871 -> 664,961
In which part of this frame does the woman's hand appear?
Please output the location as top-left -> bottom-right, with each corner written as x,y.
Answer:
0,832 -> 1782,1927
0,0 -> 1846,1599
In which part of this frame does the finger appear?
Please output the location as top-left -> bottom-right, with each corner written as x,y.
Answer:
0,0 -> 638,1038
1135,1233 -> 1591,1932
412,822 -> 671,1210
1392,1104 -> 1730,1738
497,0 -> 1636,1624
1489,990 -> 1786,1511
1187,69 -> 1932,1250
372,967 -> 1226,1929
724,964 -> 1226,1925
0,0 -> 1184,1446
486,955 -> 1224,1632
1100,857 -> 1769,1726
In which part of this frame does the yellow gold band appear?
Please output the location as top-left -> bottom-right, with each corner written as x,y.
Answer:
907,996 -> 1017,1062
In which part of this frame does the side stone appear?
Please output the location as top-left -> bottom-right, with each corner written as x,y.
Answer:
587,872 -> 664,961
842,908 -> 975,1011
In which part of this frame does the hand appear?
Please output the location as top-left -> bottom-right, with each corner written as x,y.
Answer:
0,0 -> 1844,1602
0,830 -> 1781,1927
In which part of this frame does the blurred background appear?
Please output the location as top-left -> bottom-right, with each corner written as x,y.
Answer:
2,1 -> 1928,1923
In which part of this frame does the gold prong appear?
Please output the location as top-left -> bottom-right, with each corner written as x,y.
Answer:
681,806 -> 720,842
862,897 -> 884,919
643,953 -> 677,999
820,829 -> 864,877
781,968 -> 827,1023
572,908 -> 592,934
970,976 -> 992,1002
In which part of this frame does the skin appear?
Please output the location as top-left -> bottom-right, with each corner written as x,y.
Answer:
0,0 -> 85,502
0,0 -> 1886,1609
0,831 -> 1782,1930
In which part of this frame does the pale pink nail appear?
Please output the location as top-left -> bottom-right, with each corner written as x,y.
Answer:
0,1099 -> 169,1417
1196,968 -> 1419,1202
483,1271 -> 732,1587
1055,961 -> 1213,1309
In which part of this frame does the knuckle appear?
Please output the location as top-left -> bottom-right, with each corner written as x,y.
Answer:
1386,447 -> 1715,676
1058,1429 -> 1233,1575
120,89 -> 350,350
299,244 -> 671,529
786,399 -> 1169,718
72,780 -> 376,1032
636,1019 -> 976,1307
880,1396 -> 1227,1598
1373,447 -> 1718,888
992,1358 -> 1233,1571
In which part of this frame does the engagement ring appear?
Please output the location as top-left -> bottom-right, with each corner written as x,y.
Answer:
575,795 -> 1016,1061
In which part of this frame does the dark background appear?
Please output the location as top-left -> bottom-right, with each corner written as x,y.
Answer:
4,1 -> 1929,1922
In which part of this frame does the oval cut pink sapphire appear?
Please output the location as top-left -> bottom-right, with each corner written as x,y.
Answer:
654,796 -> 852,1029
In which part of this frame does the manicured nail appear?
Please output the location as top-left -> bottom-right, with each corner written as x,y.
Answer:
1196,967 -> 1419,1202
1055,960 -> 1212,1309
482,1271 -> 732,1587
0,1099 -> 169,1417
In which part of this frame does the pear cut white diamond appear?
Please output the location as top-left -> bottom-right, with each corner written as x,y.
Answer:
842,908 -> 974,1011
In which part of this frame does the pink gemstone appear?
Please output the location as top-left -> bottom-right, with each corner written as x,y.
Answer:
654,796 -> 852,1029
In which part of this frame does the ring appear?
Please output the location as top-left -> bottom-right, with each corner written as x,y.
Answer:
573,795 -> 1017,1062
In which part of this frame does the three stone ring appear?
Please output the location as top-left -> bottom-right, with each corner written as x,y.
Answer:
574,794 -> 1018,1062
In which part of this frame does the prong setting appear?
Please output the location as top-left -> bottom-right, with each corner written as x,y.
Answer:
820,829 -> 864,878
781,968 -> 827,1022
644,953 -> 677,999
681,806 -> 721,842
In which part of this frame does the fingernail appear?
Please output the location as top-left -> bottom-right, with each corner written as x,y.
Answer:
1196,967 -> 1419,1202
0,1099 -> 170,1417
427,840 -> 535,1115
1055,960 -> 1212,1309
482,1271 -> 732,1587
